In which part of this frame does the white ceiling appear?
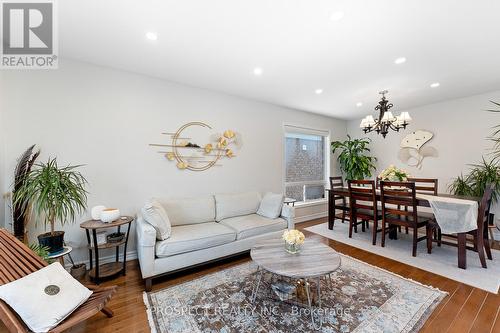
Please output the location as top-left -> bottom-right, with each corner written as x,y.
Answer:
60,0 -> 500,120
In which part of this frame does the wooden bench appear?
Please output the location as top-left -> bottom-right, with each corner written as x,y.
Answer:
0,229 -> 117,332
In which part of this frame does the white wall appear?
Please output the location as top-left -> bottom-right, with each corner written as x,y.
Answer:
0,59 -> 346,262
347,90 -> 500,214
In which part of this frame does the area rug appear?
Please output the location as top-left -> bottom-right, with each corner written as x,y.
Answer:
306,222 -> 500,294
143,254 -> 446,333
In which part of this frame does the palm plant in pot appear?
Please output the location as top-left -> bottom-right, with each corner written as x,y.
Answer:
13,158 -> 88,254
331,135 -> 377,180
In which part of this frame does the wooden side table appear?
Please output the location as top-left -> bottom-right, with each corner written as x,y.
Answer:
80,216 -> 134,284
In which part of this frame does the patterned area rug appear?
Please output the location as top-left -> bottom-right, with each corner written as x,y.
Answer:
306,222 -> 500,293
143,254 -> 446,333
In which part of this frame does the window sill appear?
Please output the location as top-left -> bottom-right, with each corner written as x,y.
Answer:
293,198 -> 327,208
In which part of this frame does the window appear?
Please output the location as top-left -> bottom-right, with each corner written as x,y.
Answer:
284,125 -> 330,203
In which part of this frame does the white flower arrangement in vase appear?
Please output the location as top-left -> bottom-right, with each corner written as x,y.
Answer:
282,229 -> 305,254
378,165 -> 410,182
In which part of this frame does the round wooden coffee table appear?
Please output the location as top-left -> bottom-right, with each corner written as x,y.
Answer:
250,238 -> 341,329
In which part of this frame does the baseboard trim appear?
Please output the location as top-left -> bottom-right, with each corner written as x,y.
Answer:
294,211 -> 327,224
65,250 -> 138,269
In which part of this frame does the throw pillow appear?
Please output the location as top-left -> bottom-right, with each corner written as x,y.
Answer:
0,262 -> 92,332
142,198 -> 172,240
257,192 -> 284,219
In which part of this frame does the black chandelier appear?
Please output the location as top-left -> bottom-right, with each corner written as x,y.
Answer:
359,90 -> 411,138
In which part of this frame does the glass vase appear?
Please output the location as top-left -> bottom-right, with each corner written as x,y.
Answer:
285,242 -> 302,254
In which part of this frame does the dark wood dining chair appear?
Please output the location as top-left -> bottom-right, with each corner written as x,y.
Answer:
348,180 -> 382,245
329,176 -> 349,228
428,185 -> 493,268
407,178 -> 438,195
380,181 -> 434,257
402,178 -> 439,235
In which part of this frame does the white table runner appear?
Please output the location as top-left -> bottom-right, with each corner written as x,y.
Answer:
417,194 -> 478,234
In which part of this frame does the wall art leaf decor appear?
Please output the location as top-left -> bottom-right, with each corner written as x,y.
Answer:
398,130 -> 438,169
149,122 -> 242,171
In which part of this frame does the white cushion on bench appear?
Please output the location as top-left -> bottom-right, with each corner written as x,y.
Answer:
0,262 -> 92,333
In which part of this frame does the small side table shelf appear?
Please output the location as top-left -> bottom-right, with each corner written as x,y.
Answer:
80,216 -> 134,284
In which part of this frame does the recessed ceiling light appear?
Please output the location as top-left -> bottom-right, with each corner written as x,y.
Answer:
356,102 -> 363,107
330,11 -> 345,21
430,82 -> 440,88
146,32 -> 158,41
253,67 -> 263,76
315,89 -> 323,95
394,57 -> 406,64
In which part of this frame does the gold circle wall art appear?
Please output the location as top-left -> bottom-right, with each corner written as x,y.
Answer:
149,122 -> 243,171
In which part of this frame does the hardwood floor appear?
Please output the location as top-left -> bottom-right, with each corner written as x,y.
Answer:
1,217 -> 499,332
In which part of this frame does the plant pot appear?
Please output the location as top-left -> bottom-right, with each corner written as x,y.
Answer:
38,231 -> 65,254
70,263 -> 86,281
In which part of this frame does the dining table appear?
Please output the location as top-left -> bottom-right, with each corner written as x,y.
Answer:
326,188 -> 481,269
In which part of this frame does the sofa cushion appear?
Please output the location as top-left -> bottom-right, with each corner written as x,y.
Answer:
219,214 -> 287,240
159,196 -> 215,226
141,199 -> 171,240
155,222 -> 236,257
215,191 -> 262,221
257,192 -> 284,219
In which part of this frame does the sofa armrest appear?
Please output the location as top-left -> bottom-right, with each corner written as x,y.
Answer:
281,204 -> 295,230
135,213 -> 156,278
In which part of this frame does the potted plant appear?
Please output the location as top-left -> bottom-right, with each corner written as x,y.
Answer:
331,135 -> 377,180
13,158 -> 88,254
449,158 -> 500,224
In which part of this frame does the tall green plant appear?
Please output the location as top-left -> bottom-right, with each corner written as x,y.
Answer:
13,158 -> 88,235
331,135 -> 377,180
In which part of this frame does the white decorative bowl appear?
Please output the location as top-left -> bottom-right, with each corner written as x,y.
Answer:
91,205 -> 106,220
100,208 -> 120,223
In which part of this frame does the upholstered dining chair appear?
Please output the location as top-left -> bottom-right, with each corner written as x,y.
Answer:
379,181 -> 434,257
428,184 -> 494,268
347,180 -> 382,245
329,176 -> 349,226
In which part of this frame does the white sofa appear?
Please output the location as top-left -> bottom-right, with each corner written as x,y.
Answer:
135,191 -> 294,290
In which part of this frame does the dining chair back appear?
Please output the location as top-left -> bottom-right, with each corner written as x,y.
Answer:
380,181 -> 432,256
348,180 -> 380,244
407,178 -> 438,195
348,179 -> 377,216
329,176 -> 344,189
479,184 -> 494,261
328,176 -> 349,227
